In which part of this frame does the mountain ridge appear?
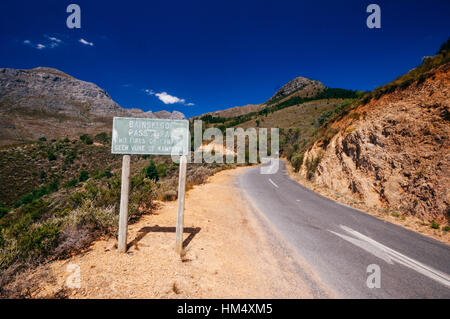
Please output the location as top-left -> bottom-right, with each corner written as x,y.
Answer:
0,67 -> 185,145
195,75 -> 326,120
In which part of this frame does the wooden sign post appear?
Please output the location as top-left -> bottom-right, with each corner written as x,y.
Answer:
118,155 -> 130,253
112,117 -> 189,256
175,155 -> 187,255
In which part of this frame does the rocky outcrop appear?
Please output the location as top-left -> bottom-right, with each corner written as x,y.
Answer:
269,76 -> 325,101
300,63 -> 450,222
0,67 -> 185,145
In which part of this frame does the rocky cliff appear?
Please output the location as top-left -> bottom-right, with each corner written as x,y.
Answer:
300,63 -> 449,223
0,67 -> 185,145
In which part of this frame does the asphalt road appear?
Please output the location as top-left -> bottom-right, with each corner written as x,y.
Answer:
238,160 -> 450,298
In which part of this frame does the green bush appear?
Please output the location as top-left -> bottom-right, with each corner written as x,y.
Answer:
94,132 -> 110,144
291,152 -> 305,172
318,111 -> 333,126
68,192 -> 85,209
144,160 -> 159,181
38,137 -> 47,142
156,164 -> 167,178
47,179 -> 59,193
80,134 -> 93,145
47,151 -> 57,161
431,221 -> 440,229
63,178 -> 78,188
1,218 -> 60,269
78,170 -> 89,182
305,154 -> 322,180
0,203 -> 9,219
64,149 -> 77,164
93,167 -> 113,179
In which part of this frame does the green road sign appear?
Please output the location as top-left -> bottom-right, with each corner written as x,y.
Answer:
112,117 -> 189,155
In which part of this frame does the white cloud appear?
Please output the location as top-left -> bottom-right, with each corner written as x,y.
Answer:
155,92 -> 185,104
79,38 -> 94,46
48,37 -> 61,43
23,36 -> 62,49
145,89 -> 193,105
47,36 -> 62,48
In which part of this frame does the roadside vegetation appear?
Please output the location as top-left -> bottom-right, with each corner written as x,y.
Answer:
0,132 -> 234,296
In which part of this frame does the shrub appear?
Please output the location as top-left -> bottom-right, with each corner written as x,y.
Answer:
64,149 -> 77,164
144,161 -> 159,181
68,192 -> 85,209
318,111 -> 333,126
305,154 -> 322,180
161,190 -> 177,201
94,132 -> 109,144
48,179 -> 59,193
38,137 -> 47,142
0,203 -> 9,219
61,200 -> 117,232
156,164 -> 167,178
291,152 -> 305,172
80,134 -> 93,145
443,226 -> 450,232
63,178 -> 78,188
0,220 -> 60,269
431,221 -> 440,229
93,167 -> 113,179
78,170 -> 89,182
47,151 -> 57,161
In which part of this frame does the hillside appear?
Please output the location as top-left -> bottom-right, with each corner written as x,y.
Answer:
0,67 -> 184,145
197,76 -> 328,120
296,45 -> 450,224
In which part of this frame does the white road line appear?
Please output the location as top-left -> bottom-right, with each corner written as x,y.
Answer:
268,178 -> 279,188
329,225 -> 450,288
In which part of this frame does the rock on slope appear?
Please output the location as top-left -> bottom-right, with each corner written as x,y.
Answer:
300,63 -> 449,223
0,67 -> 184,145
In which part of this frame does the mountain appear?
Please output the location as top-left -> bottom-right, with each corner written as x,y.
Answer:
268,76 -> 325,102
297,48 -> 450,223
195,76 -> 326,120
0,67 -> 185,145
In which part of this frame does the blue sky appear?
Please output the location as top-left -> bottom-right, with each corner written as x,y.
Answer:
0,0 -> 449,118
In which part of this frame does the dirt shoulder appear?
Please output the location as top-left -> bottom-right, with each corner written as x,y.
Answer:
283,159 -> 450,245
12,166 -> 329,298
